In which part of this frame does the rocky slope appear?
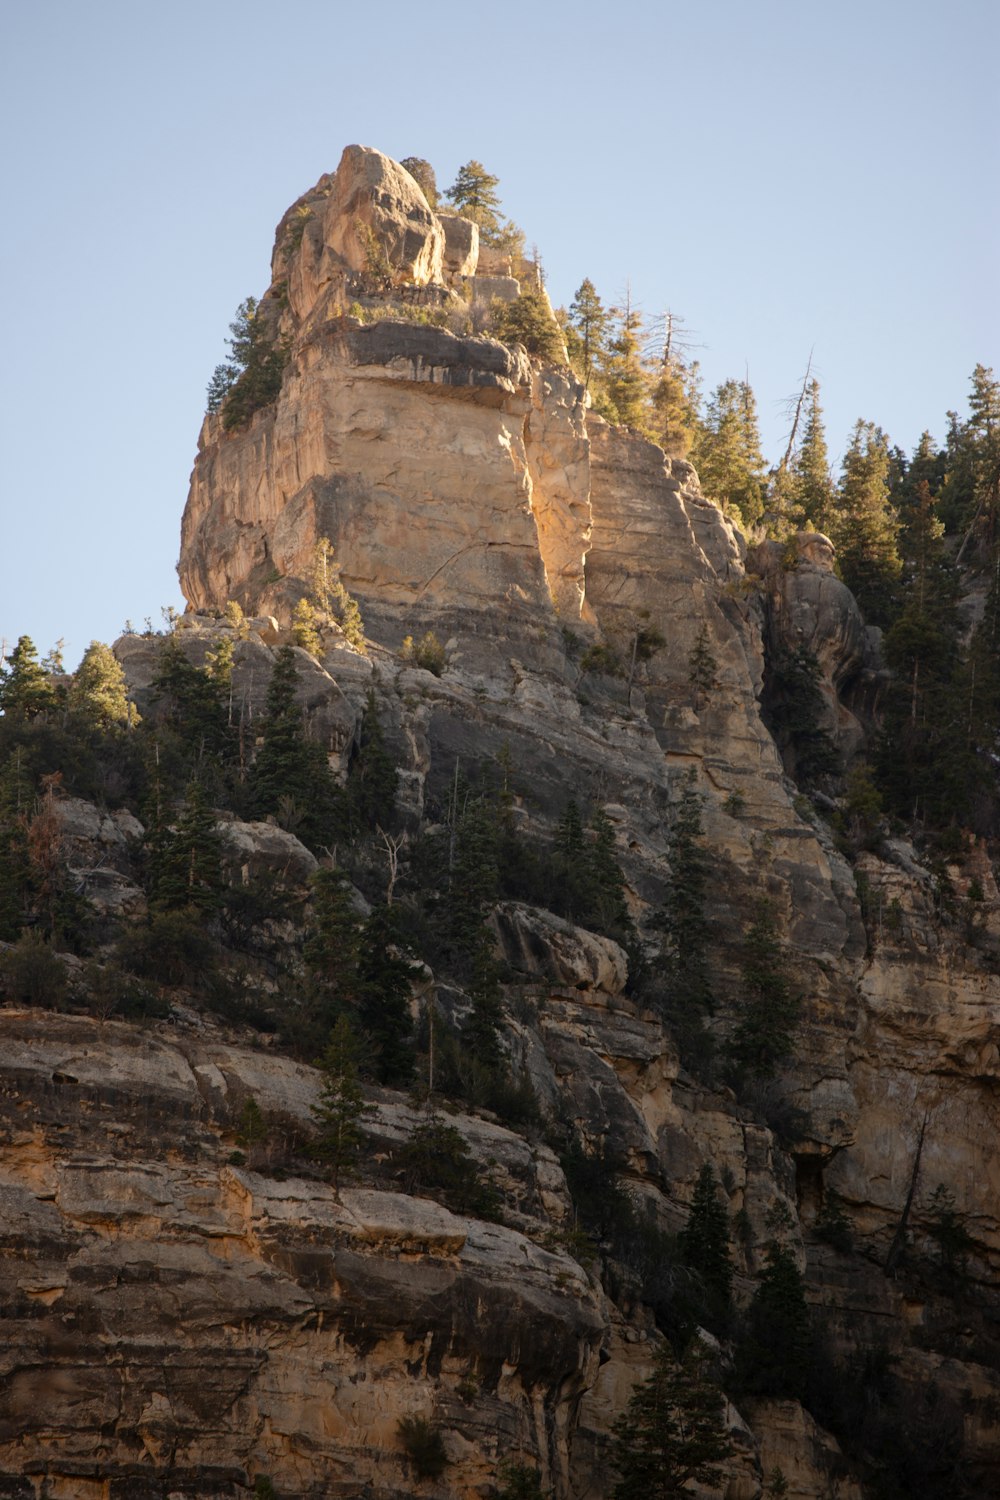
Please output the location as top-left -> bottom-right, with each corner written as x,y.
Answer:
5,146 -> 1000,1497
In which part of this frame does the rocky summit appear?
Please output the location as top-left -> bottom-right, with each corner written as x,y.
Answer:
3,146 -> 1000,1499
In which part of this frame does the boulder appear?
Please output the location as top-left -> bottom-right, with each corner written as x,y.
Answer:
323,144 -> 444,286
491,902 -> 628,994
437,212 -> 479,279
215,815 -> 318,887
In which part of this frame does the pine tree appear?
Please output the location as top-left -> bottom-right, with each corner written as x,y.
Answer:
604,301 -> 650,431
399,156 -> 438,207
791,379 -> 835,531
149,778 -> 223,915
304,866 -> 364,1010
679,1164 -> 733,1322
346,689 -> 397,833
249,647 -> 342,849
311,1015 -> 371,1198
654,770 -> 713,1046
355,904 -> 417,1086
68,641 -> 139,728
737,1243 -> 812,1398
0,637 -> 57,721
611,1340 -> 731,1499
492,287 -> 565,361
692,379 -> 767,526
830,419 -> 901,626
445,160 -> 502,233
567,278 -> 610,390
729,903 -> 800,1078
687,625 -> 718,708
210,297 -> 290,431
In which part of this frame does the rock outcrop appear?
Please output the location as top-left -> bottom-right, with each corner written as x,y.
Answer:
8,146 -> 1000,1498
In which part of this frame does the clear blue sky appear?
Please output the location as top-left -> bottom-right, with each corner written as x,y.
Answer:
2,0 -> 997,668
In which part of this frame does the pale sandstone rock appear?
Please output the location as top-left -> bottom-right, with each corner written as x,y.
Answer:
437,211 -> 479,279
491,902 -> 628,994
215,814 -> 318,887
323,143 -> 444,286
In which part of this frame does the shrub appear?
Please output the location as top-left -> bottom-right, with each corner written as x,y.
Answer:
117,907 -> 217,989
0,931 -> 67,1008
402,631 -> 446,676
396,1115 -> 501,1220
397,1414 -> 448,1480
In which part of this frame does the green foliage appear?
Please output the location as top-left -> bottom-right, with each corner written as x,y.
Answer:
610,1340 -> 732,1499
491,287 -> 565,362
678,1164 -> 733,1325
692,378 -> 767,526
494,1460 -> 549,1499
208,296 -> 290,431
765,645 -> 839,786
148,778 -> 223,914
117,906 -> 218,989
346,689 -> 398,834
729,902 -> 800,1078
67,641 -> 139,728
311,1015 -> 372,1195
397,1414 -> 448,1480
400,156 -> 438,207
401,630 -> 446,675
0,637 -> 58,722
566,278 -> 609,390
248,647 -> 344,850
789,379 -> 835,531
78,960 -> 166,1020
445,160 -> 522,251
649,770 -> 713,1070
0,930 -> 68,1008
735,1242 -> 813,1399
292,598 -> 322,656
355,903 -> 417,1085
813,1190 -> 853,1253
687,624 -> 718,705
603,303 -> 650,431
236,1096 -> 270,1165
396,1114 -> 501,1219
830,419 -> 902,626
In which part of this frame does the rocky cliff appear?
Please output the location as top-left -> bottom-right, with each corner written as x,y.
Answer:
5,146 -> 1000,1498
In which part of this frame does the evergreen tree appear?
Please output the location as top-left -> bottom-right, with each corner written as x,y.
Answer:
249,647 -> 342,849
679,1163 -> 733,1323
0,637 -> 57,721
399,156 -> 438,207
611,1340 -> 731,1499
567,278 -> 610,390
311,1015 -> 371,1198
492,286 -> 565,361
791,379 -> 835,531
67,641 -> 139,728
830,419 -> 901,626
587,806 -> 632,941
687,624 -> 718,708
652,770 -> 713,1062
149,778 -> 223,915
940,364 -> 1000,541
209,296 -> 290,431
737,1243 -> 812,1399
765,645 -> 839,786
649,354 -> 700,460
604,302 -> 650,431
692,379 -> 767,526
346,689 -> 398,833
355,903 -> 417,1086
151,637 -> 232,766
729,903 -> 800,1078
445,160 -> 502,234
304,866 -> 364,1011
876,479 -> 968,826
